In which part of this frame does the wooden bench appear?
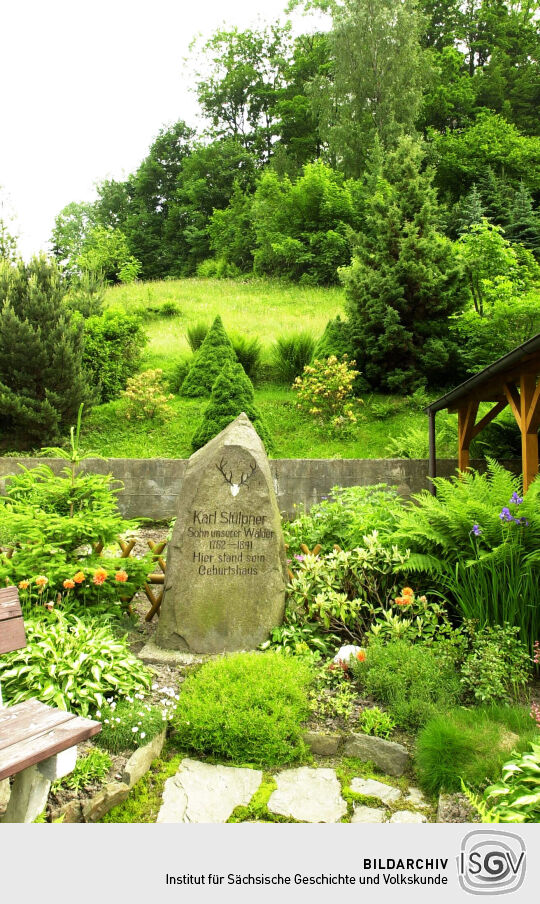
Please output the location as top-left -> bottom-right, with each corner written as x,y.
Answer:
0,587 -> 101,822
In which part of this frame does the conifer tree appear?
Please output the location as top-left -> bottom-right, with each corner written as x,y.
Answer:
507,183 -> 540,259
0,255 -> 90,445
452,183 -> 485,236
181,314 -> 236,397
191,360 -> 272,451
341,137 -> 466,392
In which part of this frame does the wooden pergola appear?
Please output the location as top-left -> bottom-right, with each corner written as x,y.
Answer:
426,333 -> 540,495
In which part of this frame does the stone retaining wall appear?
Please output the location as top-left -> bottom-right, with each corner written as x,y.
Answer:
0,457 -> 519,521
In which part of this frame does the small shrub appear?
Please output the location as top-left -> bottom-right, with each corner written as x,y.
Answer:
186,322 -> 209,352
171,652 -> 312,766
358,707 -> 396,739
181,315 -> 236,397
96,696 -> 168,754
160,301 -> 181,318
293,355 -> 361,432
0,611 -> 151,716
415,706 -> 537,795
196,258 -> 240,279
122,369 -> 173,421
83,310 -> 147,403
460,624 -> 531,705
54,748 -> 111,792
271,331 -> 316,384
351,639 -> 460,729
191,360 -> 272,451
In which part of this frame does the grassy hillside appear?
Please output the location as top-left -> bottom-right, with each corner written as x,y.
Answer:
105,277 -> 346,376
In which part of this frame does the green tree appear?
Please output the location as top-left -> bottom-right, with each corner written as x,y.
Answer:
50,201 -> 95,277
76,225 -> 141,283
208,182 -> 256,271
0,190 -> 19,263
303,0 -> 430,176
82,310 -> 147,402
450,182 -> 485,236
191,360 -> 272,451
0,255 -> 90,445
341,137 -> 466,391
507,183 -> 540,258
181,315 -> 237,398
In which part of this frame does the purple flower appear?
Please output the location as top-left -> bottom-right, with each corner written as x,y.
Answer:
471,524 -> 482,536
517,517 -> 529,527
294,554 -> 305,562
510,492 -> 524,505
499,507 -> 513,522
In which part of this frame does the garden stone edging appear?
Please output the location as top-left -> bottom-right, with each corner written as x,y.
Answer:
303,730 -> 409,777
122,730 -> 167,789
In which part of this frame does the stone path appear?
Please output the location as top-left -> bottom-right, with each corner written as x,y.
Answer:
157,759 -> 431,824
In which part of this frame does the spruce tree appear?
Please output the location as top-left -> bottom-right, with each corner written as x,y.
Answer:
452,183 -> 485,236
180,314 -> 236,397
0,255 -> 90,446
341,137 -> 466,392
191,360 -> 272,451
507,183 -> 540,259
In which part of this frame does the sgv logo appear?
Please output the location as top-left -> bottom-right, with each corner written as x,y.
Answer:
458,830 -> 526,895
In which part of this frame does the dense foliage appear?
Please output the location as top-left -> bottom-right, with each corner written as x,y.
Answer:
82,310 -> 147,403
191,359 -> 272,451
180,315 -> 236,398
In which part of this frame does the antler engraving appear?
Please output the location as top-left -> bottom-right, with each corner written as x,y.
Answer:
216,459 -> 257,496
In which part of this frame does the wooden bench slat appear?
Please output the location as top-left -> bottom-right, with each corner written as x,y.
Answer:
0,713 -> 101,781
0,700 -> 76,751
0,587 -> 26,653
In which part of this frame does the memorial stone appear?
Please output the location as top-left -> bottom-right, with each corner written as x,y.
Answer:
156,413 -> 287,653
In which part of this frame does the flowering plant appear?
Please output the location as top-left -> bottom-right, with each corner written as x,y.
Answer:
292,355 -> 361,432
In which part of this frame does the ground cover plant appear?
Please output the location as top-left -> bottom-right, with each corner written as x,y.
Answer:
171,651 -> 312,766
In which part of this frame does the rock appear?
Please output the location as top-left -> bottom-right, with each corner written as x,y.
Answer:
157,759 -> 262,823
122,730 -> 166,789
83,782 -> 129,822
351,805 -> 386,823
404,787 -> 428,809
156,414 -> 288,653
342,733 -> 409,777
57,800 -> 83,823
303,730 -> 342,756
267,767 -> 347,823
389,810 -> 427,824
0,778 -> 10,816
350,777 -> 401,805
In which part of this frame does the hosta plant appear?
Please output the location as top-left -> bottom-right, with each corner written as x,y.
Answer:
0,611 -> 151,716
478,740 -> 540,823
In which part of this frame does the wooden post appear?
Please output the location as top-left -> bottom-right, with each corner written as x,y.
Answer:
457,400 -> 478,473
521,373 -> 540,492
428,410 -> 436,496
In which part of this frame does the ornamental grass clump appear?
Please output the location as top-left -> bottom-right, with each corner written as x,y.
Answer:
181,315 -> 236,397
191,360 -> 272,451
171,652 -> 312,766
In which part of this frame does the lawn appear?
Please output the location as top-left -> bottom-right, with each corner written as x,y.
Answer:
105,277 -> 346,376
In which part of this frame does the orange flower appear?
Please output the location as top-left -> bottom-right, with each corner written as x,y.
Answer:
356,650 -> 366,662
63,579 -> 75,590
73,571 -> 85,584
114,570 -> 128,583
18,580 -> 30,590
395,596 -> 411,606
35,575 -> 48,588
401,587 -> 414,597
92,568 -> 108,586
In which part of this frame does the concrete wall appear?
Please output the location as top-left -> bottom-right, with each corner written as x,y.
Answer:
0,457 -> 520,522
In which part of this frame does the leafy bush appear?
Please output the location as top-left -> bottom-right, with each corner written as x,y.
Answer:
96,697 -> 168,753
122,369 -> 173,421
368,587 -> 462,650
358,706 -> 396,739
285,536 -> 410,646
54,748 -> 111,792
415,706 -> 537,795
191,360 -> 272,451
181,315 -> 236,397
293,355 -> 361,432
83,310 -> 147,402
0,611 -> 151,715
480,739 -> 540,822
271,331 -> 316,384
196,258 -> 240,279
171,652 -> 312,766
351,639 -> 460,729
460,624 -> 531,705
283,484 -> 404,556
0,463 -> 149,613
160,301 -> 181,318
384,414 -> 457,459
